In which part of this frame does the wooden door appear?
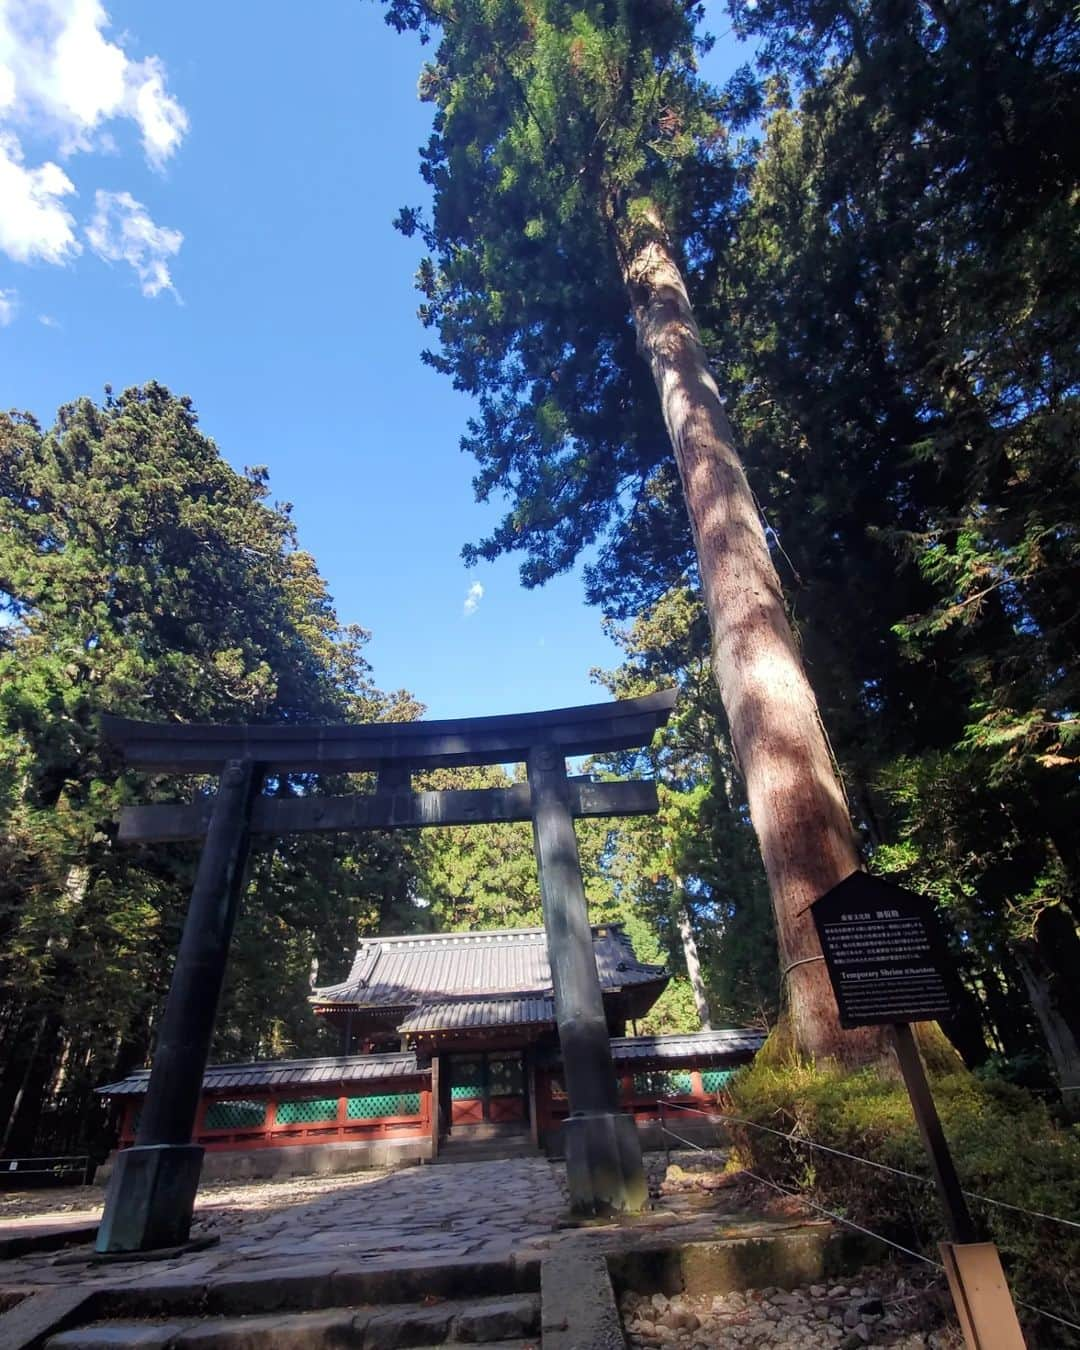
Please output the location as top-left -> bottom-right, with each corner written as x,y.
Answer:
447,1051 -> 527,1125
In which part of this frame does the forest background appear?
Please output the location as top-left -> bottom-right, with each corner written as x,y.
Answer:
0,0 -> 1077,1205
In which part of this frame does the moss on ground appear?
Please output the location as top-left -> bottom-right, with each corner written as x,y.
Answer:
724,1057 -> 1080,1345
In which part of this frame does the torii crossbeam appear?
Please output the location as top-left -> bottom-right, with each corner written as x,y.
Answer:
96,690 -> 676,1253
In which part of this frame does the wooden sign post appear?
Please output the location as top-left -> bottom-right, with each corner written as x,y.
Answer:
812,872 -> 1025,1350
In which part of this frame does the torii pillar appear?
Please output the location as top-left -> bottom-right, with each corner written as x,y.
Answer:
95,690 -> 675,1250
529,744 -> 647,1212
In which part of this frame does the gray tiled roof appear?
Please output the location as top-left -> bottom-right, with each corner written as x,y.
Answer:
398,994 -> 556,1034
96,1051 -> 425,1098
610,1029 -> 767,1063
311,924 -> 666,1009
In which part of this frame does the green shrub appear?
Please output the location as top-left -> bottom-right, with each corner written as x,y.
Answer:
725,1059 -> 1080,1345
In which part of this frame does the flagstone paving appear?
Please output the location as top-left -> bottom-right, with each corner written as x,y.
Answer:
0,1153 -> 811,1297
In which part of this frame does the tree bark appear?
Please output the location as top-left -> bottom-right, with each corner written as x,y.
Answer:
673,884 -> 712,1030
1015,946 -> 1080,1106
620,206 -> 885,1062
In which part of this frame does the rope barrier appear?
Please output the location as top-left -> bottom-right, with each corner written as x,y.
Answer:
656,1115 -> 943,1269
659,1099 -> 1080,1233
650,1117 -> 1080,1339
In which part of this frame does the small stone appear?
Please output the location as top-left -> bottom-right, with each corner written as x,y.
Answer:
636,1320 -> 657,1337
844,1307 -> 862,1329
652,1293 -> 670,1313
809,1285 -> 827,1298
828,1286 -> 848,1299
841,1335 -> 863,1350
855,1323 -> 871,1343
849,1287 -> 866,1299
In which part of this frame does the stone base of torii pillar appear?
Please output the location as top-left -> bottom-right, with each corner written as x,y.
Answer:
563,1111 -> 649,1214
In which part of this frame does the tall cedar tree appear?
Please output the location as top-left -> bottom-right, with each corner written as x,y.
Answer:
592,587 -> 778,1028
0,386 -> 421,1153
712,1 -> 1080,1089
384,0 -> 873,1058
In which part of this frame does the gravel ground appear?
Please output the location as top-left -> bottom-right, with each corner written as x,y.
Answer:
620,1268 -> 963,1350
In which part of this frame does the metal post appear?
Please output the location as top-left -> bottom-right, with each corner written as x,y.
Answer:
97,759 -> 262,1253
527,744 -> 647,1215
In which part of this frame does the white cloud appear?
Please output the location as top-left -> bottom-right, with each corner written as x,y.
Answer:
0,130 -> 78,261
86,188 -> 181,296
463,581 -> 484,617
0,286 -> 16,323
38,310 -> 58,325
0,0 -> 186,281
131,56 -> 187,167
0,0 -> 188,165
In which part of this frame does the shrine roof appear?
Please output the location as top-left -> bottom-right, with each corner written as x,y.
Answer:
310,924 -> 667,1012
609,1029 -> 767,1063
398,993 -> 555,1034
96,1050 -> 424,1098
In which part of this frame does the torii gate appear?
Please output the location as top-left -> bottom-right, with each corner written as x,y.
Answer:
96,689 -> 676,1253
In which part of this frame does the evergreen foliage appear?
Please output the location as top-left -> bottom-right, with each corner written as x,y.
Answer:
382,0 -> 1080,1084
712,0 -> 1080,1083
0,386 -> 422,1155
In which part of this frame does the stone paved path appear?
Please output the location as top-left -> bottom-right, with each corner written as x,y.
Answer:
0,1154 -> 806,1296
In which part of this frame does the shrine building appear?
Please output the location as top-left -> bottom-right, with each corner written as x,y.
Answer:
97,924 -> 764,1180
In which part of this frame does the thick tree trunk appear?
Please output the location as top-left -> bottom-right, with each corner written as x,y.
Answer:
674,885 -> 711,1030
1015,947 -> 1080,1106
621,207 -> 884,1062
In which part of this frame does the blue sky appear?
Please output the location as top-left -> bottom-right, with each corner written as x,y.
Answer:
0,1 -> 749,720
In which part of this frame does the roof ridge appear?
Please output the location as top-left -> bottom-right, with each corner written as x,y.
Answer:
358,927 -> 544,944
354,922 -> 624,948
413,990 -> 552,1005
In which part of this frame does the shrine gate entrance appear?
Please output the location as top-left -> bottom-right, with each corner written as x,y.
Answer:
95,690 -> 676,1253
445,1051 -> 527,1128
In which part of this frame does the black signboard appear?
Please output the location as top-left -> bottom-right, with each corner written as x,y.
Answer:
811,872 -> 953,1028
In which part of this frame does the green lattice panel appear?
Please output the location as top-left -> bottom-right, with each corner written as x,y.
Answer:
450,1084 -> 480,1101
204,1099 -> 267,1130
700,1069 -> 733,1094
633,1070 -> 693,1097
345,1091 -> 421,1119
276,1097 -> 338,1124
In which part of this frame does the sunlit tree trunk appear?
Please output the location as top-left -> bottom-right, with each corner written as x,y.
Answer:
621,206 -> 886,1063
673,881 -> 711,1030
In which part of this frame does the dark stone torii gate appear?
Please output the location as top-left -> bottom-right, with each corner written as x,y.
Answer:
96,689 -> 676,1253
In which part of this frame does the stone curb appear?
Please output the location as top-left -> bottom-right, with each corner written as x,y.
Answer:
0,1286 -> 98,1350
542,1251 -> 624,1350
605,1227 -> 884,1299
0,1223 -> 100,1260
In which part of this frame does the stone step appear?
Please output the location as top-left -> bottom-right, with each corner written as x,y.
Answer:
442,1123 -> 530,1141
433,1153 -> 539,1165
434,1136 -> 541,1164
88,1253 -> 539,1321
434,1144 -> 540,1155
45,1291 -> 541,1349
